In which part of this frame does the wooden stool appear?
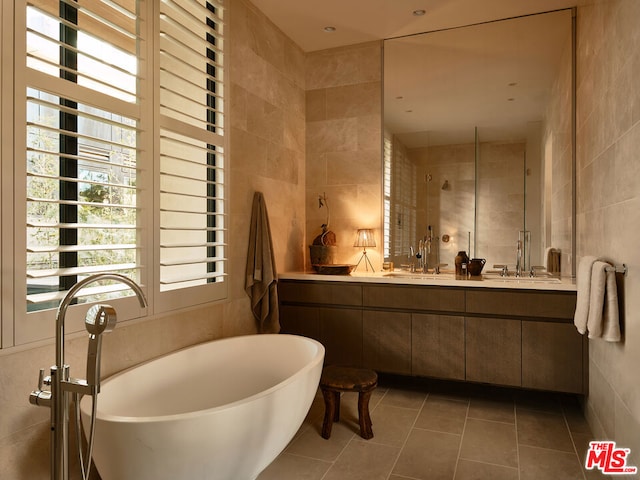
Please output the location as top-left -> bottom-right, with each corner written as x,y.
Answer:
319,365 -> 378,440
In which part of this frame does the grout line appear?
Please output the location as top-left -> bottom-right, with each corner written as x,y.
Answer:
518,443 -> 590,455
515,399 -> 522,480
319,430 -> 357,480
279,451 -> 333,465
295,385 -> 591,480
561,403 -> 588,480
411,424 -> 465,436
452,399 -> 470,480
384,390 -> 429,480
465,415 -> 517,426
457,457 -> 519,470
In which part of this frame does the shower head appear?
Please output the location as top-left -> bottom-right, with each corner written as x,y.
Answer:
85,304 -> 117,336
85,304 -> 117,390
442,180 -> 449,190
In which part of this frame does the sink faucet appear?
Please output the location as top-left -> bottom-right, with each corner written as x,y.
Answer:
493,264 -> 509,277
29,273 -> 147,480
408,245 -> 415,272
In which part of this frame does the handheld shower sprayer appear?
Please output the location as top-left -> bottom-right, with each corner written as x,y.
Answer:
28,273 -> 147,480
85,305 -> 117,391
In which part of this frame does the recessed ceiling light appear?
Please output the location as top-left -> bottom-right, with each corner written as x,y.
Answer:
413,9 -> 426,16
508,82 -> 518,86
323,26 -> 336,32
396,96 -> 404,100
507,98 -> 515,102
405,109 -> 413,113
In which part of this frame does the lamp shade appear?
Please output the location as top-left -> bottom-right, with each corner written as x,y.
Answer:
354,229 -> 376,248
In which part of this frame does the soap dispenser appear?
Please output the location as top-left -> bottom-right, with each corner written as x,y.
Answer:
455,251 -> 469,276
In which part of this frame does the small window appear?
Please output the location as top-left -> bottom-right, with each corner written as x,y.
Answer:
23,1 -> 142,317
7,0 -> 227,346
157,0 -> 227,310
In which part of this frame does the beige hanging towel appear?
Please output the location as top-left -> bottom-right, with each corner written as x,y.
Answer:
245,192 -> 280,333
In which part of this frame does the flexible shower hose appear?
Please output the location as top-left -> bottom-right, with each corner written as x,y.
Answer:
73,392 -> 97,480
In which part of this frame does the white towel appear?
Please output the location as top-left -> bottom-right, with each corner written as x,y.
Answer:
574,257 -> 621,342
587,261 -> 607,337
574,255 -> 599,334
587,261 -> 620,342
602,269 -> 621,342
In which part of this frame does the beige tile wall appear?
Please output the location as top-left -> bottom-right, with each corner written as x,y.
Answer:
476,142 -> 527,268
576,0 -> 640,465
3,0 -> 639,477
305,42 -> 383,269
542,20 -> 574,277
410,143 -> 476,266
0,0 -> 306,477
409,140 -> 529,271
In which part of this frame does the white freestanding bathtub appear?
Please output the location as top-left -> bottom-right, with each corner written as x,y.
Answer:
80,334 -> 325,480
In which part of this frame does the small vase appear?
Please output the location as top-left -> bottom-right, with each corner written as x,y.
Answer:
309,245 -> 336,265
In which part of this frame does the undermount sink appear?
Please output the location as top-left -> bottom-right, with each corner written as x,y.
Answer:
383,271 -> 562,284
482,274 -> 562,284
383,272 -> 455,280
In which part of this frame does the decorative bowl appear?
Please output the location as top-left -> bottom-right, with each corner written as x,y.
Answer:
311,264 -> 355,275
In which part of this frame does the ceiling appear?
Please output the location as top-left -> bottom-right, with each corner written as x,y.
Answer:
249,0 -> 576,53
250,0 -> 577,147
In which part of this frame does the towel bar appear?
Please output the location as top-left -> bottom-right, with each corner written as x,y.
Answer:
605,264 -> 627,275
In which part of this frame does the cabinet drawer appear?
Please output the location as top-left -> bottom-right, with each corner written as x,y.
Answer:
466,289 -> 576,319
363,285 -> 464,312
279,281 -> 362,306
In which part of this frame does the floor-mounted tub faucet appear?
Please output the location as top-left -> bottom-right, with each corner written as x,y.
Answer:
29,273 -> 147,480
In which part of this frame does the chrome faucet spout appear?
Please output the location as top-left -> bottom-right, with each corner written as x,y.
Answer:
55,273 -> 147,367
515,240 -> 523,277
32,273 -> 147,480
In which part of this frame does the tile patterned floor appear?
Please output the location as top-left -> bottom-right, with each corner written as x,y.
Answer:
258,376 -> 619,480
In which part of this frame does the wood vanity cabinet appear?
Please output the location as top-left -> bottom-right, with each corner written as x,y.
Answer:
278,279 -> 583,394
278,281 -> 363,367
465,317 -> 521,387
363,310 -> 411,375
521,321 -> 584,393
465,288 -> 583,392
412,313 -> 465,380
318,307 -> 363,367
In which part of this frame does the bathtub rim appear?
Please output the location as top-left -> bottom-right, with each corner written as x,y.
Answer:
80,333 -> 325,424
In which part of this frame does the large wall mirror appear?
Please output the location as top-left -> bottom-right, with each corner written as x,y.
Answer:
383,9 -> 574,276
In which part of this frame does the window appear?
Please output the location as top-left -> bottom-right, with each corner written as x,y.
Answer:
5,0 -> 226,346
157,0 -> 226,310
389,135 -> 416,264
383,133 -> 392,260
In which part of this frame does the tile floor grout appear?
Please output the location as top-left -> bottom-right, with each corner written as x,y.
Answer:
451,399 -> 471,480
259,379 -> 600,480
383,390 -> 429,480
515,400 -> 522,480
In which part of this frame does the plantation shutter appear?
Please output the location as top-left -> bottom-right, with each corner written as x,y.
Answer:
22,0 -> 143,323
383,135 -> 392,260
157,0 -> 227,307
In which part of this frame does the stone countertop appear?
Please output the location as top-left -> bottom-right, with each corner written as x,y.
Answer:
279,270 -> 577,292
